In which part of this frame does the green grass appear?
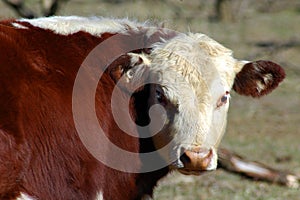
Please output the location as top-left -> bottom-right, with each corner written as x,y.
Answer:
1,0 -> 299,199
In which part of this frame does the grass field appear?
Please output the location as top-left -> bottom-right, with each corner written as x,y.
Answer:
0,0 -> 299,199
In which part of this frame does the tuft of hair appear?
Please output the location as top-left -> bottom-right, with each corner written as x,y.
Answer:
233,60 -> 285,97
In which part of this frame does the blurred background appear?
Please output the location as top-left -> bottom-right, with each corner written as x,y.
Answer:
0,0 -> 299,199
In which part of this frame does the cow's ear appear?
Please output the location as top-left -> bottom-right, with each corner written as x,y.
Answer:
233,60 -> 285,97
109,53 -> 150,92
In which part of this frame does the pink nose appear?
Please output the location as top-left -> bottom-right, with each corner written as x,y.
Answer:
180,148 -> 215,171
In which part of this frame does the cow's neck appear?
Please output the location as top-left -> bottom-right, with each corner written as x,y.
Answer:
132,85 -> 170,198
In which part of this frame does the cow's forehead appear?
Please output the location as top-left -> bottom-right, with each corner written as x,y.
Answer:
149,33 -> 236,100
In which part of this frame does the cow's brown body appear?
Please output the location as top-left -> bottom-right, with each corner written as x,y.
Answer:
0,19 -> 169,200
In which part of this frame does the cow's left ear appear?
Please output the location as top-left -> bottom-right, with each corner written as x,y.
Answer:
109,53 -> 151,92
233,60 -> 285,97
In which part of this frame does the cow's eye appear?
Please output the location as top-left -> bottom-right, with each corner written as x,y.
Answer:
156,89 -> 166,104
217,91 -> 230,108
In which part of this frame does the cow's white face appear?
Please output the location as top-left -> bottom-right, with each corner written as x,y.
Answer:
122,33 -> 285,174
146,33 -> 236,173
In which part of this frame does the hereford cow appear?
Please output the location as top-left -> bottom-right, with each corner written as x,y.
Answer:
0,16 -> 285,200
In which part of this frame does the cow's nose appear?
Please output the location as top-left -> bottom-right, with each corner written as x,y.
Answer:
180,147 -> 217,171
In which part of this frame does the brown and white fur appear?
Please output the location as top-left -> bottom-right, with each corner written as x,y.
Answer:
0,16 -> 285,199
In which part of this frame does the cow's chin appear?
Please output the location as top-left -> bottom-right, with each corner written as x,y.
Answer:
177,169 -> 207,176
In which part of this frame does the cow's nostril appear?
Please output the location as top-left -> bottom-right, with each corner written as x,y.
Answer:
179,151 -> 191,165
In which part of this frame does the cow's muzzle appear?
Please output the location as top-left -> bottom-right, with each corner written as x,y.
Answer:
178,147 -> 217,175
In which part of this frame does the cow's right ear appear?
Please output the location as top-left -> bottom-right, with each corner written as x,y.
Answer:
109,53 -> 151,92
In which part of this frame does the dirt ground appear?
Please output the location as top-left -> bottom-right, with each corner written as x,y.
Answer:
0,0 -> 299,199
